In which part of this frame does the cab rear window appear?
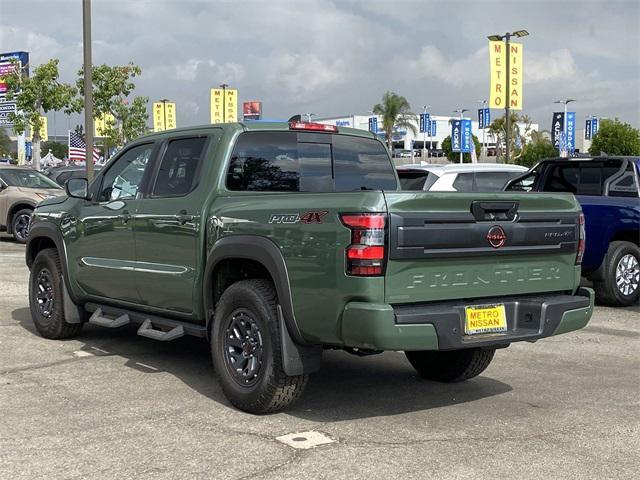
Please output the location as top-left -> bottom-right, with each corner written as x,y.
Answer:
226,131 -> 397,192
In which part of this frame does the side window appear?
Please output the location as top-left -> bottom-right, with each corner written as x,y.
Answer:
577,166 -> 602,195
473,172 -> 514,192
333,135 -> 398,191
99,144 -> 153,202
226,132 -> 332,192
609,163 -> 640,197
452,173 -> 474,191
544,165 -> 579,193
152,137 -> 207,197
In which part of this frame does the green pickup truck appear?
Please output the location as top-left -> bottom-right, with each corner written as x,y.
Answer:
26,121 -> 594,413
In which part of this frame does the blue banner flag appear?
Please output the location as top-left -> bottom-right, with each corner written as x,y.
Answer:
431,119 -> 436,136
368,117 -> 377,133
592,118 -> 598,136
585,119 -> 592,140
461,119 -> 472,153
451,120 -> 461,152
484,108 -> 490,128
566,112 -> 576,152
478,109 -> 485,129
419,113 -> 430,133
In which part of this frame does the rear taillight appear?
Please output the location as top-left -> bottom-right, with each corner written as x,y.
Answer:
576,213 -> 586,265
341,213 -> 387,276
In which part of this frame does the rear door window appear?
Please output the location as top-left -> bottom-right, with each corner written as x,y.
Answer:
608,162 -> 639,197
152,137 -> 207,197
397,170 -> 432,190
226,131 -> 396,192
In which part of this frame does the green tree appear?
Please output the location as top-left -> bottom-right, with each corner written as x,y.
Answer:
77,63 -> 149,147
0,129 -> 11,157
488,112 -> 532,163
441,134 -> 481,163
2,59 -> 78,170
372,92 -> 417,151
589,118 -> 640,156
517,138 -> 556,168
41,140 -> 68,159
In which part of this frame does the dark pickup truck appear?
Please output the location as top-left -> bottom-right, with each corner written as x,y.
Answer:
506,156 -> 640,306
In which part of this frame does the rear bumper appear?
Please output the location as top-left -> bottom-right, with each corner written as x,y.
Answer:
341,287 -> 594,351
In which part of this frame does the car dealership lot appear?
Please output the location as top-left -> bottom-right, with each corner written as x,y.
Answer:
0,237 -> 638,480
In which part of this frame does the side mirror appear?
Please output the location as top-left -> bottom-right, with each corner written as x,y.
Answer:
65,178 -> 89,200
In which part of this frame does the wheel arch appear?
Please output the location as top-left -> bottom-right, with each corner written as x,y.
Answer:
203,235 -> 306,345
6,201 -> 36,234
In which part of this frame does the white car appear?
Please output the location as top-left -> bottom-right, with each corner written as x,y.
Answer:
397,163 -> 529,192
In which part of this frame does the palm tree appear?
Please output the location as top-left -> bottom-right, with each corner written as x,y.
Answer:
372,92 -> 417,151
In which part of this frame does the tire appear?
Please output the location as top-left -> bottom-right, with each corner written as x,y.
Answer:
405,348 -> 496,383
211,279 -> 308,414
28,248 -> 83,339
12,208 -> 32,243
594,241 -> 640,307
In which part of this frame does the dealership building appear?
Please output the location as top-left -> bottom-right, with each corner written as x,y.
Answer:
316,114 -> 539,156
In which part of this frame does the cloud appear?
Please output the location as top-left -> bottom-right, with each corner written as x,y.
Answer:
406,45 -> 487,87
526,49 -> 577,83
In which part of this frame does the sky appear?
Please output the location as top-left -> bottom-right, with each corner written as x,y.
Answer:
1,0 -> 639,136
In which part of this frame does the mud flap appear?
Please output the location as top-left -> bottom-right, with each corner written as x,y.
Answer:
278,305 -> 322,376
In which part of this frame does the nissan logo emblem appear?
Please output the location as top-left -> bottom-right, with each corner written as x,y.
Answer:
487,225 -> 507,248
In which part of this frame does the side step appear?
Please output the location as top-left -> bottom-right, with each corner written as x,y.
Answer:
137,319 -> 185,342
89,308 -> 130,328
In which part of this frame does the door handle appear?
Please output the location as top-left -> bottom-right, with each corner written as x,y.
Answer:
120,210 -> 131,224
176,210 -> 194,225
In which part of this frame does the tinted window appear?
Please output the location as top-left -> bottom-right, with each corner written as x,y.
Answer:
544,165 -> 580,193
152,137 -> 206,197
609,163 -> 639,197
0,168 -> 61,189
227,132 -> 332,192
333,135 -> 397,191
543,160 -> 626,196
397,170 -> 431,190
99,144 -> 153,201
452,173 -> 474,191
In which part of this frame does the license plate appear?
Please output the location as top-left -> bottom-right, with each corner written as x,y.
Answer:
464,304 -> 507,335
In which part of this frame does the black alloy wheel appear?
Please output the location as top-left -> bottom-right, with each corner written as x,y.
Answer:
222,309 -> 265,387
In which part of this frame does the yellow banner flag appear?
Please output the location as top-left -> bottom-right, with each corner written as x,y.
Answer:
94,113 -> 114,137
27,116 -> 48,141
153,102 -> 165,132
508,42 -> 523,110
210,88 -> 238,123
164,102 -> 177,130
489,41 -> 506,109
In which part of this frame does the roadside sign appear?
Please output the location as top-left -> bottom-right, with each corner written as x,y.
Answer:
0,51 -> 29,100
461,119 -> 472,153
592,118 -> 599,136
451,120 -> 461,152
430,119 -> 436,136
0,101 -> 16,126
585,119 -> 592,140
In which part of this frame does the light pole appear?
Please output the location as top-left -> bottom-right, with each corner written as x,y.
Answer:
422,105 -> 431,161
453,108 -> 469,164
219,83 -> 229,122
554,99 -> 575,157
487,30 -> 529,164
478,99 -> 487,160
82,0 -> 94,181
158,98 -> 170,131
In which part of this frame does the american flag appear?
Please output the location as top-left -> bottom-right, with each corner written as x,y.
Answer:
68,131 -> 100,162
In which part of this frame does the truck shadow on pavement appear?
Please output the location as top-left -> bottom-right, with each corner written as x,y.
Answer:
13,307 -> 512,421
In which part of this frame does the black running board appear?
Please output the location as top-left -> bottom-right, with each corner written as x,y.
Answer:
85,303 -> 206,339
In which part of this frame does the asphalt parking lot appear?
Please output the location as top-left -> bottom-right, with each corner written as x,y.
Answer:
1,236 -> 638,480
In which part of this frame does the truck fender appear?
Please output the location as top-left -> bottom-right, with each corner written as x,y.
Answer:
203,235 -> 322,375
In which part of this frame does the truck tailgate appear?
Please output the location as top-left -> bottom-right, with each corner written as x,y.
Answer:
383,191 -> 582,304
